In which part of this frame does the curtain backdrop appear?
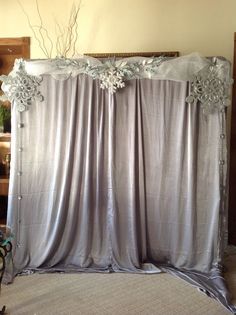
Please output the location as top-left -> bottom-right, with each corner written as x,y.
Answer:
6,73 -> 234,311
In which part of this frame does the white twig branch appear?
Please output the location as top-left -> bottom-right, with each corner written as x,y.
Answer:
18,0 -> 50,57
18,0 -> 81,58
35,0 -> 53,57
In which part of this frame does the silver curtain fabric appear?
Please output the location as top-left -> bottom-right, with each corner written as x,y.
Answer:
6,74 -> 235,312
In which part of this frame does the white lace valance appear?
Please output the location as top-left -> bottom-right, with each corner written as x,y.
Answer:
0,53 -> 233,114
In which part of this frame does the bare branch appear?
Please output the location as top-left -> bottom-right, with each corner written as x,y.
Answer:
18,0 -> 81,58
72,6 -> 79,57
17,0 -> 49,57
55,21 -> 64,57
32,25 -> 55,57
63,2 -> 81,57
71,4 -> 80,57
35,0 -> 53,58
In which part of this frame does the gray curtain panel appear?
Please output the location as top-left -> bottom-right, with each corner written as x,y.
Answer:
6,74 -> 234,312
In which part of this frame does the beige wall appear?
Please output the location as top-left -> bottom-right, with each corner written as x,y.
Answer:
1,0 -> 236,61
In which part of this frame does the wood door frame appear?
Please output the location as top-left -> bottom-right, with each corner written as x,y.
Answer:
85,51 -> 179,58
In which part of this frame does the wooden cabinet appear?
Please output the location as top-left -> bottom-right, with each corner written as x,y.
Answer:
0,178 -> 9,196
0,37 -> 30,75
0,184 -> 9,226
